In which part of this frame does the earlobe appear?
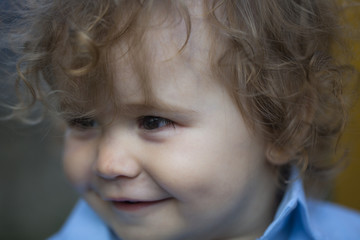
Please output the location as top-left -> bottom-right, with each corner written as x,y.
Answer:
266,144 -> 291,165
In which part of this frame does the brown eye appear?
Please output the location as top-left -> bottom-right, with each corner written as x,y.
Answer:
138,116 -> 175,130
68,117 -> 98,130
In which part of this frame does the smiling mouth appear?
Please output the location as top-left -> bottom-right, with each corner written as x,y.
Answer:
111,198 -> 170,212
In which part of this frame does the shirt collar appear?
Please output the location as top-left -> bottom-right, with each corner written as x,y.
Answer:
259,167 -> 322,240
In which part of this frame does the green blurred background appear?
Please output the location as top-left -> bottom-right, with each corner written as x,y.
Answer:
334,1 -> 360,212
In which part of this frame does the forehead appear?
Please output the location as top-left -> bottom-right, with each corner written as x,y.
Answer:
109,3 -> 221,107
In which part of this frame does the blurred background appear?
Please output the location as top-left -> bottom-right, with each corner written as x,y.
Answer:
0,1 -> 359,240
333,1 -> 360,213
0,1 -> 77,239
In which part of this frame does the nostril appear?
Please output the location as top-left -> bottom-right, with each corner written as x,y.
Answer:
95,170 -> 118,180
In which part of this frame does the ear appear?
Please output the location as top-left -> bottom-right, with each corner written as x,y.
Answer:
266,93 -> 316,166
266,144 -> 291,165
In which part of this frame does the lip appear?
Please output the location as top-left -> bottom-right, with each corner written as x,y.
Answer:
110,198 -> 171,212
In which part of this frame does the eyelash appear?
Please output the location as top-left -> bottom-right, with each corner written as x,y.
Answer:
137,116 -> 175,130
67,116 -> 175,131
67,117 -> 98,130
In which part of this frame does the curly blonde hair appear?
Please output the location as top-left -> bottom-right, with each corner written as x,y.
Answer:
5,0 -> 358,191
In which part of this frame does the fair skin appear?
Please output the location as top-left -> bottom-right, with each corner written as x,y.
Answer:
62,4 -> 278,240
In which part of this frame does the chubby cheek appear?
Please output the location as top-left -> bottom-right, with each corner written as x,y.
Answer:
63,136 -> 97,192
151,128 -> 266,208
150,147 -> 226,200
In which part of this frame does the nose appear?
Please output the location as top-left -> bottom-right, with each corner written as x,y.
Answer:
94,129 -> 141,180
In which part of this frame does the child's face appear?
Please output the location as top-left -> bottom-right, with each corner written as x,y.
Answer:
62,6 -> 277,240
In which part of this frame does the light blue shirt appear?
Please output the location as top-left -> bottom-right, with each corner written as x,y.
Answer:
49,175 -> 360,240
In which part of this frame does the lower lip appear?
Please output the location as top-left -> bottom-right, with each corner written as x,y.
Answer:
112,199 -> 170,212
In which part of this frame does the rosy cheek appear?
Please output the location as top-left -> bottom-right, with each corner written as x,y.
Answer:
63,137 -> 96,192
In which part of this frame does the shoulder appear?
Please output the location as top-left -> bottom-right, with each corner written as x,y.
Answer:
48,200 -> 119,240
307,199 -> 360,239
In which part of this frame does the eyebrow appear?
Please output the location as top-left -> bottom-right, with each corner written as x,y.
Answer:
121,101 -> 198,116
59,96 -> 199,120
